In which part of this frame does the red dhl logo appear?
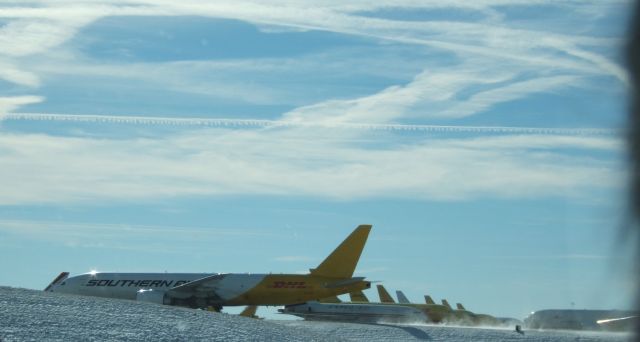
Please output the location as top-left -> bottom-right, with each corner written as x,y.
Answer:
270,281 -> 307,289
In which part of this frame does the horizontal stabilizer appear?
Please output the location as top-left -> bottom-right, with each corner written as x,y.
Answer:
325,277 -> 366,289
424,295 -> 435,305
377,285 -> 395,303
310,225 -> 371,279
396,290 -> 410,304
349,290 -> 369,303
44,272 -> 69,292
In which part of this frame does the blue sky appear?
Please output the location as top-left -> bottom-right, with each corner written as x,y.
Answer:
0,1 -> 634,319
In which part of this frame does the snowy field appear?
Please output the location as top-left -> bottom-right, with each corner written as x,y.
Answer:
0,287 -> 633,341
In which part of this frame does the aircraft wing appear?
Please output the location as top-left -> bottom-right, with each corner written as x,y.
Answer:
165,273 -> 227,300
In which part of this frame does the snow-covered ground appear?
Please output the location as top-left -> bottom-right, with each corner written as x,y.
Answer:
275,320 -> 632,342
0,287 -> 632,341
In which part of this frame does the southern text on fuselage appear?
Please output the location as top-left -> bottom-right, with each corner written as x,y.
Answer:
85,279 -> 190,287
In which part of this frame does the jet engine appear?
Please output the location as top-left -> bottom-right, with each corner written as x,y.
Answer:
136,289 -> 171,305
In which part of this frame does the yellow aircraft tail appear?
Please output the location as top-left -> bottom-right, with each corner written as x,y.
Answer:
310,224 -> 371,278
377,284 -> 395,303
441,299 -> 452,310
456,303 -> 466,311
349,290 -> 369,303
424,295 -> 436,305
239,305 -> 259,319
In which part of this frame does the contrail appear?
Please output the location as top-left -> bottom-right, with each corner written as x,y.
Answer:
4,112 -> 617,136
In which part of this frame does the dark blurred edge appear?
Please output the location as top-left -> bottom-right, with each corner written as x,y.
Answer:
627,0 -> 640,340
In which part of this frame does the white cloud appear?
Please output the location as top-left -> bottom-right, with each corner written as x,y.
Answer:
0,17 -> 92,57
435,75 -> 583,119
0,96 -> 44,116
0,1 -> 626,81
0,61 -> 41,87
0,128 -> 621,205
283,65 -> 585,123
0,1 -> 626,206
0,1 -> 627,127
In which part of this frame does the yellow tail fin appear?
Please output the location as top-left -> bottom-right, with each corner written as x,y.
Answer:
424,295 -> 436,305
310,224 -> 371,278
377,285 -> 395,303
349,290 -> 369,303
456,303 -> 466,310
441,299 -> 452,309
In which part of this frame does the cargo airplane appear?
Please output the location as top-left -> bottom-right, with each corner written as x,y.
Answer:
45,225 -> 372,311
384,286 -> 502,325
423,292 -> 502,326
279,290 -> 427,323
279,300 -> 427,323
280,286 -> 453,324
377,285 -> 451,323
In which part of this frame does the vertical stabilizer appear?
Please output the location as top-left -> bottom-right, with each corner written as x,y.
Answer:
44,272 -> 69,292
349,290 -> 369,303
377,285 -> 395,303
310,225 -> 371,278
441,299 -> 452,310
396,290 -> 411,304
424,295 -> 436,305
456,303 -> 466,311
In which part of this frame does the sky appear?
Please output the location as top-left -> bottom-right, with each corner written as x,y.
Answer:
0,1 -> 635,320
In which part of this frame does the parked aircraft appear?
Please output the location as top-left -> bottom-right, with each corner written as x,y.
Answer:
396,290 -> 410,304
417,290 -> 505,326
525,309 -> 638,331
424,295 -> 436,305
279,300 -> 427,323
45,225 -> 372,311
377,285 -> 452,323
430,297 -> 501,326
283,286 -> 506,326
283,286 -> 451,323
376,284 -> 395,303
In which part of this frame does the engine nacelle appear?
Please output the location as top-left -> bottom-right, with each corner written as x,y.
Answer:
136,289 -> 171,305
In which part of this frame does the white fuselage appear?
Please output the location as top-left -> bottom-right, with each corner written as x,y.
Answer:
281,301 -> 428,323
47,272 -> 266,302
